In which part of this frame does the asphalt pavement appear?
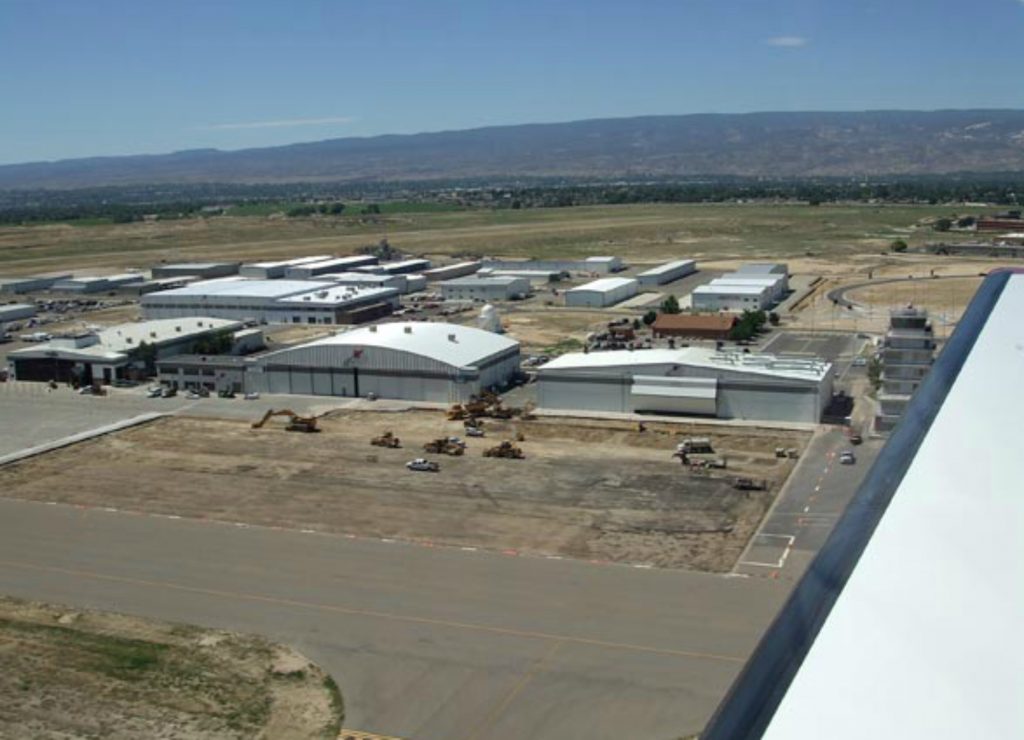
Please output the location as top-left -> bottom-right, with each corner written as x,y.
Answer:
0,498 -> 791,740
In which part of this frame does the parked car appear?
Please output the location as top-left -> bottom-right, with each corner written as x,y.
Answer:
839,450 -> 856,465
852,357 -> 868,367
244,391 -> 260,400
466,426 -> 485,438
161,386 -> 177,398
406,458 -> 440,472
146,386 -> 163,398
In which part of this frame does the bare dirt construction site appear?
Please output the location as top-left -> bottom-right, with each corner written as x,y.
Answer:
0,410 -> 806,571
0,597 -> 342,739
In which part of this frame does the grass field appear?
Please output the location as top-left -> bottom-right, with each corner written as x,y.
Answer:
0,202 -> 999,276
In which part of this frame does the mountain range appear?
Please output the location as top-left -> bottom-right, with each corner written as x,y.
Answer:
2,110 -> 1023,190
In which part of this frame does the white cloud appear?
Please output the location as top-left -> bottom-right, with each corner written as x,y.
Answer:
197,116 -> 355,131
765,36 -> 808,48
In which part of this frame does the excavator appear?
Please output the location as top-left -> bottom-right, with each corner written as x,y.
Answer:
371,431 -> 401,448
251,409 -> 320,433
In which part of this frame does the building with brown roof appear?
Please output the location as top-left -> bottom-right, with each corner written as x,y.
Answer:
652,313 -> 737,340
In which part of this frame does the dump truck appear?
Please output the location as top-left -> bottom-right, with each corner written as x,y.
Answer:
775,447 -> 799,459
371,431 -> 401,448
483,441 -> 525,459
251,409 -> 320,433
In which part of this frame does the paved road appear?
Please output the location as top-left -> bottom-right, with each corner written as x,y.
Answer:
737,427 -> 883,580
0,498 -> 790,740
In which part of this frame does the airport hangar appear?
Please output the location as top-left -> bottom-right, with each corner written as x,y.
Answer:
7,317 -> 245,385
537,347 -> 833,423
248,321 -> 521,403
140,278 -> 400,325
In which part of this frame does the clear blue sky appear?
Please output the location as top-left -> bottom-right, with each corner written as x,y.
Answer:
1,0 -> 1023,165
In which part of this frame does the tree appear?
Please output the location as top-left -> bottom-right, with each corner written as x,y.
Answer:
632,318 -> 642,330
129,341 -> 158,374
933,217 -> 952,232
768,311 -> 780,326
642,310 -> 657,326
867,356 -> 883,392
660,295 -> 680,314
362,203 -> 381,215
890,239 -> 908,253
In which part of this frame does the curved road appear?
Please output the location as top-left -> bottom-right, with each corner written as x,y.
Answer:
826,273 -> 980,310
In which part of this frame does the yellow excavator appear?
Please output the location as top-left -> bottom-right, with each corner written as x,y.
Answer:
251,409 -> 320,433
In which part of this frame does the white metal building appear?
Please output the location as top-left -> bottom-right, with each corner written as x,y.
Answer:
251,321 -> 521,402
481,256 -> 623,274
141,278 -> 400,325
52,274 -> 145,293
476,268 -> 563,284
151,262 -> 241,280
735,262 -> 789,291
239,255 -> 331,279
564,277 -> 639,308
691,282 -> 773,312
283,255 -> 379,279
321,272 -> 408,293
0,273 -> 72,294
0,303 -> 37,323
537,347 -> 833,423
423,261 -> 483,282
636,259 -> 698,287
369,258 -> 432,275
440,276 -> 532,302
713,274 -> 787,301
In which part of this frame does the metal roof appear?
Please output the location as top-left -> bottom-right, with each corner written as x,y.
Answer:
693,283 -> 770,295
275,285 -> 399,305
566,277 -> 638,293
541,347 -> 830,381
734,263 -> 787,274
150,278 -> 335,299
636,259 -> 697,277
703,270 -> 1024,739
442,276 -> 527,287
299,321 -> 519,368
243,255 -> 331,269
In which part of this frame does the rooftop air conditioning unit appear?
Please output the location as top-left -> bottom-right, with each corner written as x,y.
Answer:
448,333 -> 457,342
369,325 -> 377,332
404,326 -> 412,334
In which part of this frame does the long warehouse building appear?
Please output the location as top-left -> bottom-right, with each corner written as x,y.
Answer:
249,321 -> 521,402
537,347 -> 833,423
141,278 -> 399,325
636,259 -> 698,287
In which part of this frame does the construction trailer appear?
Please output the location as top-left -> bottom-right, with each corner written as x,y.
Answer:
248,321 -> 521,403
536,347 -> 833,423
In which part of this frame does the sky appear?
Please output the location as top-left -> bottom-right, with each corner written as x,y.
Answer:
1,0 -> 1023,165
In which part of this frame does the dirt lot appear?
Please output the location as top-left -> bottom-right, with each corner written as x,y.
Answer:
0,597 -> 342,739
0,410 -> 806,571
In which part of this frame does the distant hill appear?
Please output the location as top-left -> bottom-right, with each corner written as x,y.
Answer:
2,110 -> 1024,189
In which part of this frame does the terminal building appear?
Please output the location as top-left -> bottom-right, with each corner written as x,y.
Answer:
7,317 -> 245,385
249,321 -> 521,403
440,276 -> 532,302
537,347 -> 833,423
636,259 -> 698,288
565,277 -> 639,308
141,278 -> 400,325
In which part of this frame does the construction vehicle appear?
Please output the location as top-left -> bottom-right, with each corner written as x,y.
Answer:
733,477 -> 768,491
423,437 -> 465,456
775,447 -> 800,459
483,441 -> 525,459
678,437 -> 713,454
406,458 -> 440,472
371,431 -> 401,448
251,409 -> 320,433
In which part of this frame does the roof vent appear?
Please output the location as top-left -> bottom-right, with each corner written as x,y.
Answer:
448,333 -> 457,342
369,325 -> 377,332
150,332 -> 157,338
175,326 -> 181,332
404,326 -> 412,334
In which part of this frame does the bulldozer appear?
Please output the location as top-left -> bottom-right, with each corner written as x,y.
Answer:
483,441 -> 525,459
423,437 -> 465,456
251,409 -> 319,433
371,431 -> 401,448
